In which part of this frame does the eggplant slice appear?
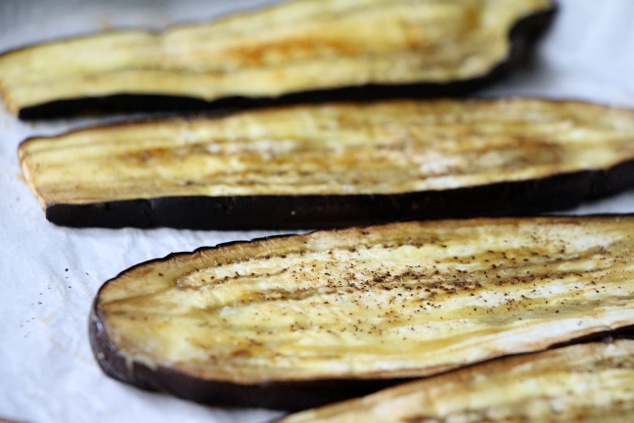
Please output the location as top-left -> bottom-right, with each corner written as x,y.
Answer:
0,0 -> 555,119
90,216 -> 634,410
20,99 -> 634,230
277,339 -> 634,422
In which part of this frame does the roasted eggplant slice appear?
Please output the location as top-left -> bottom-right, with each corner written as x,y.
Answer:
90,216 -> 634,410
277,339 -> 634,422
20,99 -> 634,230
0,0 -> 555,119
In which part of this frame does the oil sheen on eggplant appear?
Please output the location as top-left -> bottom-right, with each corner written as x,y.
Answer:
90,216 -> 634,409
0,0 -> 554,118
19,99 -> 634,230
277,340 -> 634,422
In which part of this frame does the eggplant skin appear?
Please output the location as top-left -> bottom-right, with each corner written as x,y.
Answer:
0,0 -> 555,119
90,314 -> 403,410
277,339 -> 634,422
19,98 -> 634,230
44,163 -> 634,230
89,216 -> 634,410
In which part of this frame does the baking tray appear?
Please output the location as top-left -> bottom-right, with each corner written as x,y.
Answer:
1,1 -> 634,422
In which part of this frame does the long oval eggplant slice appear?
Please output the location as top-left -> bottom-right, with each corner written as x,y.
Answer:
20,99 -> 634,230
0,0 -> 555,119
277,339 -> 634,422
90,216 -> 634,410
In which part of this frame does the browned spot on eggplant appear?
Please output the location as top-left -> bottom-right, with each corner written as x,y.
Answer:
0,0 -> 555,118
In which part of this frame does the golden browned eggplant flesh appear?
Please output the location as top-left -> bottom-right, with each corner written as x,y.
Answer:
0,0 -> 555,118
19,98 -> 634,229
278,339 -> 634,422
90,216 -> 634,409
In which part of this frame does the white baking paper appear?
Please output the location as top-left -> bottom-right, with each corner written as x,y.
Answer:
1,1 -> 633,422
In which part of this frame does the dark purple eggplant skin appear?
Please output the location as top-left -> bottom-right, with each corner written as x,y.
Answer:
88,229 -> 634,411
46,159 -> 634,230
90,310 -> 406,410
89,318 -> 634,412
12,6 -> 555,120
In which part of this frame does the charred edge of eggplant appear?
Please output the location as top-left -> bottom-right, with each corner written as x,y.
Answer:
89,296 -> 634,411
16,6 -> 556,120
88,300 -> 410,411
46,158 -> 634,230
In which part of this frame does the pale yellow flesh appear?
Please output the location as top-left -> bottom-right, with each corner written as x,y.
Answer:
0,0 -> 551,113
279,340 -> 634,423
97,217 -> 634,383
19,99 -> 634,208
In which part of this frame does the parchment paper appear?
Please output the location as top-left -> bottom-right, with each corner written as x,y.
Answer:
1,1 -> 633,422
